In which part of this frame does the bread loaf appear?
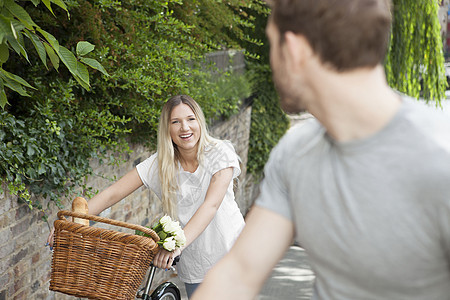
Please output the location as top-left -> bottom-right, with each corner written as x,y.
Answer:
72,197 -> 89,226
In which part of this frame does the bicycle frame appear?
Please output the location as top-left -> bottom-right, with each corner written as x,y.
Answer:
137,258 -> 181,300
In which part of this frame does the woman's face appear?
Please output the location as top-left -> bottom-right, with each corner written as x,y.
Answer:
169,103 -> 201,153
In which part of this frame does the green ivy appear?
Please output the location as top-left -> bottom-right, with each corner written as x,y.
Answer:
246,63 -> 289,177
386,0 -> 447,103
0,0 -> 257,211
240,2 -> 290,178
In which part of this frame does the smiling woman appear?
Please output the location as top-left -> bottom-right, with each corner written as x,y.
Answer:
47,94 -> 245,300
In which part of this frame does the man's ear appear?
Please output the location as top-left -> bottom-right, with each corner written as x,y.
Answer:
284,32 -> 313,68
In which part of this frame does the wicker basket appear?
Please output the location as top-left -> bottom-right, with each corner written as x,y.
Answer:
50,210 -> 160,300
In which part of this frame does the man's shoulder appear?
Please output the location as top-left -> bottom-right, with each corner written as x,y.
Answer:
274,116 -> 325,155
402,98 -> 450,150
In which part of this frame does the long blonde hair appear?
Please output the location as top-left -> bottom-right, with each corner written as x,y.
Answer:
157,95 -> 215,217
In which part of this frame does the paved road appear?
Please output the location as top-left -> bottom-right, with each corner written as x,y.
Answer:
258,246 -> 314,300
171,245 -> 315,300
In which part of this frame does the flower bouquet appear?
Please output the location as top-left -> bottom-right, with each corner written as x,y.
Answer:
136,215 -> 186,251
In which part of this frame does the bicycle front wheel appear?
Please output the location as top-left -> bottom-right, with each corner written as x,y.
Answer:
157,287 -> 179,300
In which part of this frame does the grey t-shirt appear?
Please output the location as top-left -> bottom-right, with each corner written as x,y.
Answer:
256,97 -> 450,299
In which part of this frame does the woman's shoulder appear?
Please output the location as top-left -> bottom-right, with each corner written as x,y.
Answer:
136,152 -> 158,171
205,139 -> 237,157
202,139 -> 240,173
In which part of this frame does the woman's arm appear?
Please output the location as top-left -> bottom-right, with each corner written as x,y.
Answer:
153,167 -> 234,269
47,168 -> 144,247
88,168 -> 144,215
182,167 -> 234,247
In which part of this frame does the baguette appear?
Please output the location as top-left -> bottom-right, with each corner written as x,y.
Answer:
71,196 -> 89,226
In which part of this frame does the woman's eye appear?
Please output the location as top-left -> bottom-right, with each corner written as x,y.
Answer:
171,120 -> 179,124
189,118 -> 196,121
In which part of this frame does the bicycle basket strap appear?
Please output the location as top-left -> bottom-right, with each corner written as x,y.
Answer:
57,210 -> 160,242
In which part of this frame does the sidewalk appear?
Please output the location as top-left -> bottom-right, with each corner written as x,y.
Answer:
171,245 -> 315,300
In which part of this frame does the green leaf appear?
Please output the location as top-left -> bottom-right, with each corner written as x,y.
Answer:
9,18 -> 16,39
51,0 -> 68,13
72,73 -> 90,91
80,57 -> 109,76
37,163 -> 46,175
75,61 -> 89,86
0,17 -> 27,63
0,72 -> 30,96
0,78 -> 7,109
37,28 -> 59,52
41,0 -> 54,16
31,0 -> 40,6
0,68 -> 35,89
0,43 -> 9,63
5,34 -> 27,60
27,144 -> 35,156
25,31 -> 47,68
44,42 -> 59,70
0,89 -> 7,108
157,231 -> 167,240
4,0 -> 38,29
76,41 -> 95,56
0,15 -> 13,37
11,19 -> 25,33
57,46 -> 78,75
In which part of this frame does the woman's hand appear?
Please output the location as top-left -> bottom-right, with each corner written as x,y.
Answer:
46,227 -> 55,250
153,247 -> 181,270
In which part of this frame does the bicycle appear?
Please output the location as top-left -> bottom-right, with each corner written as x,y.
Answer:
50,210 -> 183,300
136,256 -> 181,300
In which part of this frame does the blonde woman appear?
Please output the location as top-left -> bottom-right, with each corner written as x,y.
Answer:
47,94 -> 244,298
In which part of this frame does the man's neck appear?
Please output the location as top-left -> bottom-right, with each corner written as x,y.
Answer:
307,65 -> 402,142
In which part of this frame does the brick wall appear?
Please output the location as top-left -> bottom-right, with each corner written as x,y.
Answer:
0,103 -> 256,300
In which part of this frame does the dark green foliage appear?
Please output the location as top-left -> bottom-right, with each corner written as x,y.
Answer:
242,2 -> 290,178
246,63 -> 289,177
0,0 -> 107,108
2,0 -> 446,210
171,0 -> 267,58
0,0 -> 253,209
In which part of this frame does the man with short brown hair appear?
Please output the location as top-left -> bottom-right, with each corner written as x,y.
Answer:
192,0 -> 450,299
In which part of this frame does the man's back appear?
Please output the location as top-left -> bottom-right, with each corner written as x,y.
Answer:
256,98 -> 450,299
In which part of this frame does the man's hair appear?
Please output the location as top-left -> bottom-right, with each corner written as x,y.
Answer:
269,0 -> 392,71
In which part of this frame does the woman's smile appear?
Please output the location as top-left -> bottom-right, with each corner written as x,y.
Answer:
170,103 -> 201,152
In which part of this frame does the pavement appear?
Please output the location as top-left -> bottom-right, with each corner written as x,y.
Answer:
170,245 -> 315,300
258,246 -> 315,300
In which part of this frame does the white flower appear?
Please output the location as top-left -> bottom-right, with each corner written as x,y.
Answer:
160,215 -> 171,226
174,229 -> 186,247
163,219 -> 180,234
154,215 -> 186,251
162,236 -> 176,251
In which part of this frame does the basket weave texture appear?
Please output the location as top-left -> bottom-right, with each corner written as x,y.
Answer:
50,210 -> 160,300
